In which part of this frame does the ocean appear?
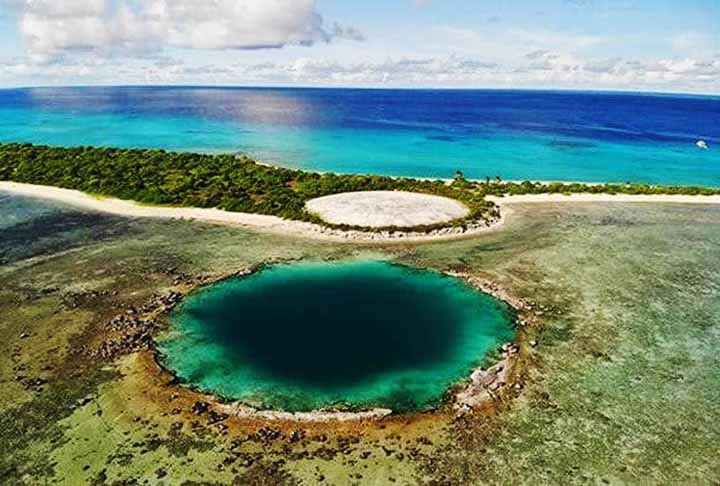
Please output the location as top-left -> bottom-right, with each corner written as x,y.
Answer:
0,86 -> 718,186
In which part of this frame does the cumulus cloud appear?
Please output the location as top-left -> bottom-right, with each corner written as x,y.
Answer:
0,3 -> 717,94
6,0 -> 362,60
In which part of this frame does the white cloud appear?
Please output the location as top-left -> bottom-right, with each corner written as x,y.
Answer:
671,31 -> 717,53
6,0 -> 362,60
5,52 -> 716,93
0,4 -> 717,94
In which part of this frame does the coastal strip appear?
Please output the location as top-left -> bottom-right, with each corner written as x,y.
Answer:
5,181 -> 720,243
0,181 -> 500,243
488,193 -> 720,204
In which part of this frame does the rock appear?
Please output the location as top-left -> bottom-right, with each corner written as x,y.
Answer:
288,430 -> 305,443
77,396 -> 93,406
191,401 -> 210,415
19,332 -> 30,339
257,427 -> 282,442
206,410 -> 229,424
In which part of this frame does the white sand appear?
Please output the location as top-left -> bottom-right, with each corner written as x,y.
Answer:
3,181 -> 720,243
0,182 -> 491,242
488,193 -> 720,205
305,190 -> 470,227
0,180 -> 320,231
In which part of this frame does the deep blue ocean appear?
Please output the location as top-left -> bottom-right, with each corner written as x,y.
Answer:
0,86 -> 718,185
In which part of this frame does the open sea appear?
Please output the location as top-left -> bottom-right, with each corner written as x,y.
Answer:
0,86 -> 718,185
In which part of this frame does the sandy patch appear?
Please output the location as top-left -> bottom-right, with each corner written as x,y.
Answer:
488,193 -> 720,204
306,191 -> 470,228
5,181 -> 719,244
0,182 -> 495,242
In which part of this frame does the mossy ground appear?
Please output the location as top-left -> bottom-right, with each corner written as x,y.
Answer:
1,194 -> 719,484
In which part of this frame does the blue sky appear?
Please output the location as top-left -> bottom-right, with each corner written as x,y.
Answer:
0,0 -> 718,93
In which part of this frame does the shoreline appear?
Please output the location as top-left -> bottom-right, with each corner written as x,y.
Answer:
3,181 -> 720,244
140,265 -> 528,423
488,193 -> 720,204
0,181 -> 501,243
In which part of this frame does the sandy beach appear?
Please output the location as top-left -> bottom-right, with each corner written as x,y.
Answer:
0,181 -> 498,242
3,181 -> 720,243
488,193 -> 720,204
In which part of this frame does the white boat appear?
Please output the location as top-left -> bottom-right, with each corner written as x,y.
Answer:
696,140 -> 709,150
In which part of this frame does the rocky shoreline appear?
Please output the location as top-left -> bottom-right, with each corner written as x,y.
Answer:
446,273 -> 537,416
80,262 -> 534,424
302,214 -> 502,241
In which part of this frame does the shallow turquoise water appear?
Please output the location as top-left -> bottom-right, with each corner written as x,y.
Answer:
1,87 -> 719,186
157,261 -> 515,412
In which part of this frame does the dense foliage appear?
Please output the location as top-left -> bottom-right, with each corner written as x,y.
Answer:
0,143 -> 494,231
2,143 -> 718,232
479,179 -> 720,197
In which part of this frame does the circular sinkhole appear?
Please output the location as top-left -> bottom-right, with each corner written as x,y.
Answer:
157,261 -> 515,413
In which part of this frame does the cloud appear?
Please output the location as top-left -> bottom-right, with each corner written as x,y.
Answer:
2,52 -> 719,93
525,50 -> 549,60
329,22 -> 365,42
7,0 -> 362,60
0,4 -> 717,94
671,31 -> 717,53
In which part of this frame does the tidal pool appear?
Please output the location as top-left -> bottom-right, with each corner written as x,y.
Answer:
158,261 -> 515,412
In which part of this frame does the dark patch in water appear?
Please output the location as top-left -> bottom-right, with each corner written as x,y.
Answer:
596,216 -> 638,227
547,140 -> 597,149
426,135 -> 459,142
162,261 -> 516,410
0,211 -> 139,264
186,266 -> 466,387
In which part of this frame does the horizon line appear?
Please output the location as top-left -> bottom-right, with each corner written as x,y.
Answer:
1,83 -> 719,98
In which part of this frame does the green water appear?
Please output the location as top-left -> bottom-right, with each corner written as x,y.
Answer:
158,261 -> 515,412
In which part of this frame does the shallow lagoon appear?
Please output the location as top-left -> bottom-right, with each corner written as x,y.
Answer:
158,261 -> 515,412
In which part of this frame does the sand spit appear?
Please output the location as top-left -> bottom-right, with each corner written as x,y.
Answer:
4,181 -> 720,244
0,181 -> 499,242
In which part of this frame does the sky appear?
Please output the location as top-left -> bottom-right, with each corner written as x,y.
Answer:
0,0 -> 718,93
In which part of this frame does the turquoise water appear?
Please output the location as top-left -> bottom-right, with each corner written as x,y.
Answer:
157,261 -> 515,412
1,87 -> 719,185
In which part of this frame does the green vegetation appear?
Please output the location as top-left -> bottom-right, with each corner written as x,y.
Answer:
0,143 -> 494,232
1,143 -> 719,233
480,178 -> 720,196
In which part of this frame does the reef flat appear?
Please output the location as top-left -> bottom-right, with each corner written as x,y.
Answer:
1,192 -> 719,484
